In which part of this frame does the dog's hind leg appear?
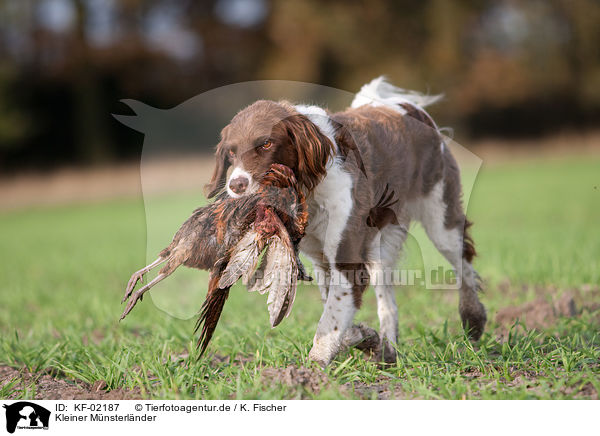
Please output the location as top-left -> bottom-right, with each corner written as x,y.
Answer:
414,154 -> 486,340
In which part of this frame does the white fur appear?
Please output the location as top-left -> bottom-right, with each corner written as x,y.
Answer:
351,76 -> 442,110
369,261 -> 398,351
407,181 -> 459,259
308,267 -> 357,366
226,166 -> 254,198
311,263 -> 330,304
412,182 -> 480,307
295,133 -> 355,366
299,157 -> 353,264
299,159 -> 355,365
407,180 -> 464,289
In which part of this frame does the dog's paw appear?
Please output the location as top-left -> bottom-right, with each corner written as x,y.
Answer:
460,300 -> 487,341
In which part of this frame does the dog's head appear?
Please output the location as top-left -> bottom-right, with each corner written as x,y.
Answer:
206,100 -> 334,198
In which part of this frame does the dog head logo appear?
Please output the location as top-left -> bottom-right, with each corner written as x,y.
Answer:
3,402 -> 50,433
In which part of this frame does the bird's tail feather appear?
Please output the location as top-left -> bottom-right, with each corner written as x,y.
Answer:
195,274 -> 230,357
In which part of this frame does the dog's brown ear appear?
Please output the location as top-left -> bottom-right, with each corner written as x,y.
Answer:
205,142 -> 230,198
283,114 -> 333,191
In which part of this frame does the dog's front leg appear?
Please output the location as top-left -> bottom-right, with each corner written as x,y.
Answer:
308,267 -> 357,367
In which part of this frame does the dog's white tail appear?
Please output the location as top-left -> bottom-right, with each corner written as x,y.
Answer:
351,76 -> 443,110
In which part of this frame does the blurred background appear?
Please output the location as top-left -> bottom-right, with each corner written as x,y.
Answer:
0,0 -> 599,176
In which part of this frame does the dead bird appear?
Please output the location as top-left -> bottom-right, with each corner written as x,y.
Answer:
120,164 -> 309,355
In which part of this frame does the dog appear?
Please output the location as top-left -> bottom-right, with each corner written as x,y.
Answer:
206,77 -> 487,367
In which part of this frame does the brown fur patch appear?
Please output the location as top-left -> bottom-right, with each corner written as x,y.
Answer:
462,219 -> 476,263
206,129 -> 232,198
399,103 -> 437,129
280,114 -> 333,191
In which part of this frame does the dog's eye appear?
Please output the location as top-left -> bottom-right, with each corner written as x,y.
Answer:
261,140 -> 273,150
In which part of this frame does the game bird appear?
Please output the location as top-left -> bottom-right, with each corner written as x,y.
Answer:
120,164 -> 309,355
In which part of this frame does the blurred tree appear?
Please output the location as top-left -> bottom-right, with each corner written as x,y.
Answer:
0,0 -> 598,170
0,67 -> 29,150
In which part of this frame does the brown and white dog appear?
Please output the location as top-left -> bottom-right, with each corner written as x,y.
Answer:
206,77 -> 486,367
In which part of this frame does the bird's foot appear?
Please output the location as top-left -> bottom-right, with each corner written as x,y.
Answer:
120,273 -> 168,320
122,256 -> 169,303
120,257 -> 171,321
122,271 -> 145,303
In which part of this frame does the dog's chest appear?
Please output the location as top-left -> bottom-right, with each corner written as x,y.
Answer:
299,160 -> 354,263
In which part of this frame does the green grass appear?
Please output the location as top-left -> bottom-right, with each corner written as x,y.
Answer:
0,155 -> 599,399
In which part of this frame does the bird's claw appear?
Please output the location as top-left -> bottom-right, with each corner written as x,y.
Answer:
122,271 -> 145,303
120,289 -> 144,320
119,272 -> 168,321
121,257 -> 166,306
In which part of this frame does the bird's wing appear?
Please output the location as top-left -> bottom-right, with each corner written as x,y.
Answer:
263,234 -> 298,327
245,235 -> 292,296
218,230 -> 264,289
246,250 -> 271,294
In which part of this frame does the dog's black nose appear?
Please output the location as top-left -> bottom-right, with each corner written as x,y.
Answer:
229,176 -> 249,194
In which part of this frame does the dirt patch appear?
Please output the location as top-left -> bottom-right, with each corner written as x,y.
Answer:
0,366 -> 142,400
260,365 -> 409,399
496,292 -> 578,331
261,365 -> 328,395
346,380 -> 408,400
466,366 -> 598,399
562,381 -> 599,399
494,284 -> 600,336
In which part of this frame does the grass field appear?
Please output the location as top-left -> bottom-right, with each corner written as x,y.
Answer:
1,155 -> 599,399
